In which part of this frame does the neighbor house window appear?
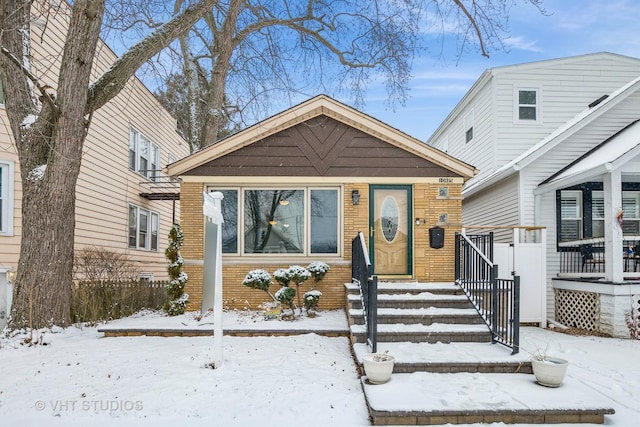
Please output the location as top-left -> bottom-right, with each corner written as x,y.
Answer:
208,187 -> 340,256
622,191 -> 640,234
0,160 -> 14,235
128,204 -> 159,251
559,190 -> 582,242
591,191 -> 604,238
516,88 -> 538,121
129,127 -> 160,181
464,111 -> 474,143
558,186 -> 640,242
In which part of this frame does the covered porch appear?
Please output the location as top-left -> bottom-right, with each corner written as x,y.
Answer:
535,120 -> 640,337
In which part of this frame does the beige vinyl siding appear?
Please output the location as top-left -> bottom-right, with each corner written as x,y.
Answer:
462,174 -> 519,243
0,2 -> 189,279
0,123 -> 21,267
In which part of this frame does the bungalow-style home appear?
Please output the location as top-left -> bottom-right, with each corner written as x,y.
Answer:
0,2 -> 189,329
167,95 -> 476,310
427,52 -> 640,337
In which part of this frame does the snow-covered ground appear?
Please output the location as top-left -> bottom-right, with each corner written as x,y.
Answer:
0,309 -> 638,427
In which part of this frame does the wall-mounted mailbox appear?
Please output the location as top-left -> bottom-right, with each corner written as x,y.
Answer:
429,226 -> 445,249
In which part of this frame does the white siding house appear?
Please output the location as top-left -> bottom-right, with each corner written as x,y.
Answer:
427,53 -> 640,337
0,2 -> 190,328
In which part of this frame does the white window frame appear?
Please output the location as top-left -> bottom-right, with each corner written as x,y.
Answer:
129,126 -> 160,181
591,190 -> 604,238
515,87 -> 540,123
207,186 -> 342,257
128,204 -> 159,251
464,111 -> 474,143
559,190 -> 583,241
0,160 -> 15,236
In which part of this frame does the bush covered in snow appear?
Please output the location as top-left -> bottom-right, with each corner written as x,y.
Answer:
164,223 -> 189,315
242,269 -> 275,301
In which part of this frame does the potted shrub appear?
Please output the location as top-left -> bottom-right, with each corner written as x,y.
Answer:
362,351 -> 395,384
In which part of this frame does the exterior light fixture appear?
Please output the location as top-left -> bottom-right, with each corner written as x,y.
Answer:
351,190 -> 360,205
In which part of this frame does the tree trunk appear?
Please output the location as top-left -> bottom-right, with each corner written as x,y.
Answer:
9,0 -> 105,329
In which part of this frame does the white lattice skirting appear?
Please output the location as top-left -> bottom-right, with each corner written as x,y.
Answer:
554,288 -> 600,331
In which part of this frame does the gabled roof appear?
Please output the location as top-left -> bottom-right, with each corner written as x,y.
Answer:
535,119 -> 640,195
462,74 -> 640,197
167,95 -> 476,179
427,52 -> 640,146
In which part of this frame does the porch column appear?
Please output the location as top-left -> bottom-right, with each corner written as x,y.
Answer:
603,170 -> 623,282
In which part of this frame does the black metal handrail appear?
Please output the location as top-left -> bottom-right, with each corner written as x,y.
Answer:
455,232 -> 520,354
351,231 -> 378,353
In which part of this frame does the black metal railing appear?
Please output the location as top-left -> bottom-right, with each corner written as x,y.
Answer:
455,232 -> 520,354
558,236 -> 640,275
351,231 -> 378,353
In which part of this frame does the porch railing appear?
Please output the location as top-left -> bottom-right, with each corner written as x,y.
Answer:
558,236 -> 640,276
455,232 -> 520,354
351,231 -> 378,353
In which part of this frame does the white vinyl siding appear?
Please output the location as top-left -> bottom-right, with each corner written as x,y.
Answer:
462,175 -> 519,243
464,111 -> 474,143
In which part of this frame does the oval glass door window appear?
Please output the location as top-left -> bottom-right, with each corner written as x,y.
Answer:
380,196 -> 399,242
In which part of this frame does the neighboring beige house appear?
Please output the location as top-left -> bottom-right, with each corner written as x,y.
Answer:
428,52 -> 640,337
0,3 -> 189,327
167,95 -> 476,311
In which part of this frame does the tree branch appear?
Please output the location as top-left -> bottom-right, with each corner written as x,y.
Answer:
86,0 -> 218,113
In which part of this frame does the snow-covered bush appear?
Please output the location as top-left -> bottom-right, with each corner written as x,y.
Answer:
303,289 -> 322,314
273,268 -> 291,287
242,269 -> 275,301
164,223 -> 189,315
307,261 -> 330,285
275,286 -> 296,313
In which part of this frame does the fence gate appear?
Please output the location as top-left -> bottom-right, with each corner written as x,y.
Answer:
494,228 -> 546,325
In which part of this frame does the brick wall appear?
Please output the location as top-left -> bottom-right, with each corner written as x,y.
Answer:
180,181 -> 463,312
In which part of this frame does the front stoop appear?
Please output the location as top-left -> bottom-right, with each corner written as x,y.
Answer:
345,282 -> 615,425
362,373 -> 615,426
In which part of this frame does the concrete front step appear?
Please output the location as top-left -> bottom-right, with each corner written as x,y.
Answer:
348,307 -> 483,325
361,372 -> 615,425
350,323 -> 492,344
345,282 -> 463,296
347,293 -> 473,310
353,341 -> 531,374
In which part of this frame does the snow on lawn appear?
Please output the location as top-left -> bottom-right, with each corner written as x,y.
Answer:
0,310 -> 639,427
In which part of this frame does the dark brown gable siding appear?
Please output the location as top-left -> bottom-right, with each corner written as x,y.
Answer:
184,116 -> 459,177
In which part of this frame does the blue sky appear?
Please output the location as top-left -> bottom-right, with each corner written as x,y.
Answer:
356,0 -> 640,141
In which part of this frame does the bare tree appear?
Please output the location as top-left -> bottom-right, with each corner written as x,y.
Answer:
151,0 -> 545,151
0,0 -> 218,328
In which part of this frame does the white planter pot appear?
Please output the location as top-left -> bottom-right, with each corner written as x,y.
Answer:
531,356 -> 569,387
362,354 -> 395,384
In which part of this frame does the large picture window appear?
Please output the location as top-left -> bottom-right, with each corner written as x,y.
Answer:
129,127 -> 160,181
209,187 -> 340,256
128,204 -> 159,251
